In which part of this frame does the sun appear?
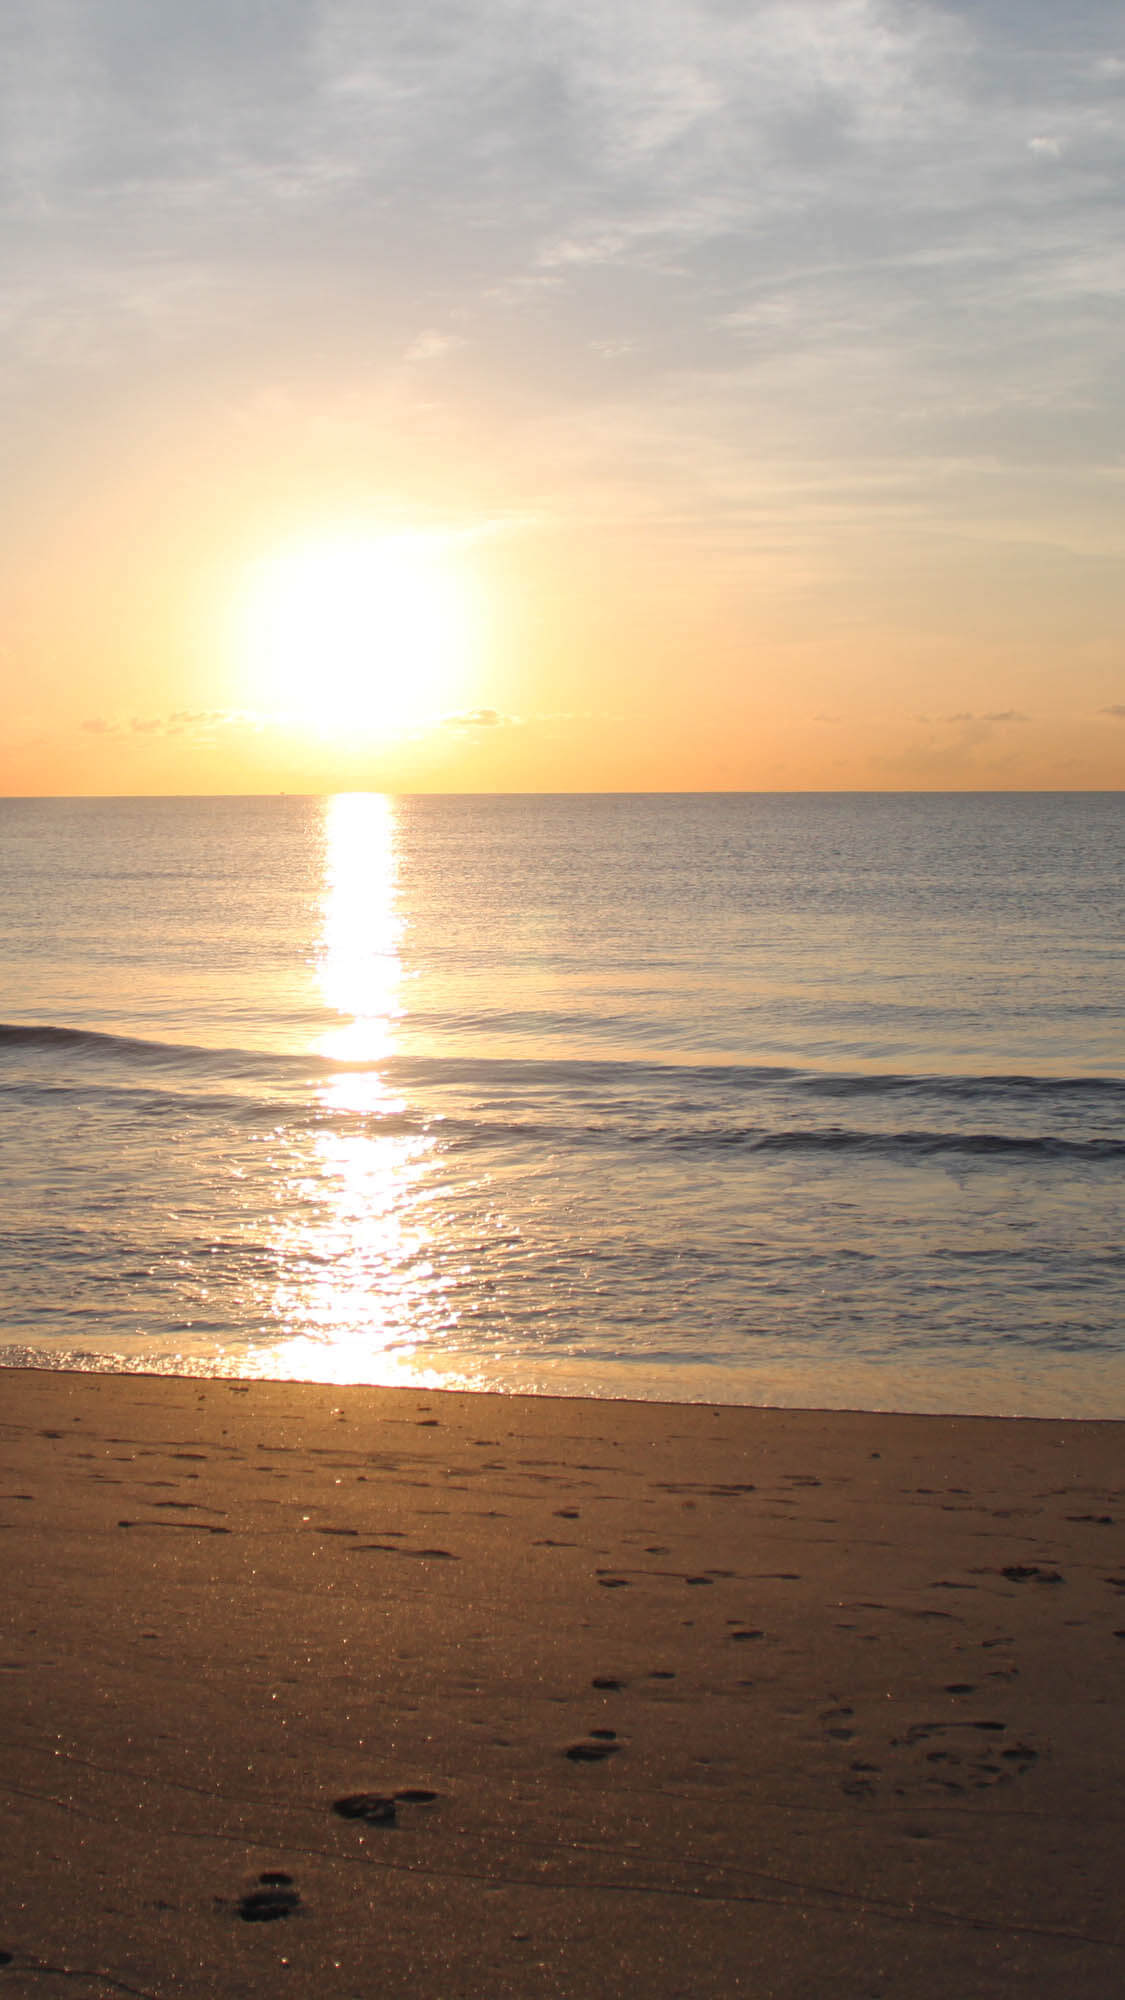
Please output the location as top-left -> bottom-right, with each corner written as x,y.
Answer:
234,528 -> 473,737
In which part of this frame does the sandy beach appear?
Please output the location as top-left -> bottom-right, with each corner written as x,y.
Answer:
2,1369 -> 1122,1997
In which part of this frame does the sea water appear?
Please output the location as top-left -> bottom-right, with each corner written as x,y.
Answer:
1,792 -> 1122,1415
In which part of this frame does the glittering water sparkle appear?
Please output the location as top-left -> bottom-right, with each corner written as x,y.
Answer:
1,792 -> 1122,1414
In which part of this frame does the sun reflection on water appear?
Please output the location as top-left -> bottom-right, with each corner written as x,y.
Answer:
317,791 -> 403,1071
249,793 -> 453,1382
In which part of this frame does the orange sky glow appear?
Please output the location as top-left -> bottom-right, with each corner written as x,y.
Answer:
3,3 -> 1123,795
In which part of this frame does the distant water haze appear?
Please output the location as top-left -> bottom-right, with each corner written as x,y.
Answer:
1,793 -> 1122,1415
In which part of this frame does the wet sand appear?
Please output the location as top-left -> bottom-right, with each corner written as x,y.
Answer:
2,1368 -> 1123,1997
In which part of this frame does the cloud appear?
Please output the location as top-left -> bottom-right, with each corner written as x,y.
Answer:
403,329 -> 463,364
6,0 -> 1125,722
82,709 -> 250,739
939,710 -> 1029,725
164,708 -> 253,734
440,706 -> 611,734
6,5 -> 1122,386
441,707 -> 514,729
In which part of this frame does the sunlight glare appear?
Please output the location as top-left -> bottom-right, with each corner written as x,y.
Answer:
253,793 -> 454,1379
237,528 -> 471,737
317,791 -> 403,1069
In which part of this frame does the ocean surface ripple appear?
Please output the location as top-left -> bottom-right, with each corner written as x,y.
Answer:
1,792 -> 1122,1415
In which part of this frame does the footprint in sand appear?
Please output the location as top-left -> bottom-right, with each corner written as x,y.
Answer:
888,1717 -> 1040,1794
333,1788 -> 441,1826
893,1722 -> 943,1747
117,1519 -> 231,1535
564,1736 -> 621,1762
352,1543 -> 458,1560
238,1874 -> 300,1922
333,1793 -> 397,1825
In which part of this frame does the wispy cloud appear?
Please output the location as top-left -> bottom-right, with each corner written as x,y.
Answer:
6,2 -> 1125,789
441,707 -> 518,729
82,709 -> 252,738
938,710 -> 1031,725
7,3 -> 1123,411
403,330 -> 464,365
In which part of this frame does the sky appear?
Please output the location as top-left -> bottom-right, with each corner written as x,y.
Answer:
2,0 -> 1124,793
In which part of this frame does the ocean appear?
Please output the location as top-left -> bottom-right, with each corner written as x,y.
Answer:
1,791 -> 1122,1415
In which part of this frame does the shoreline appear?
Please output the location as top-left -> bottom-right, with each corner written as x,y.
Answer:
5,1346 -> 1125,1422
3,1367 -> 1123,1995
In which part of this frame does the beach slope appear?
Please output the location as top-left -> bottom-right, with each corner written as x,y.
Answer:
2,1370 -> 1123,1996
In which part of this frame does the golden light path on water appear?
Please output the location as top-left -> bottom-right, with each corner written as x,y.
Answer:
250,793 -> 457,1387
